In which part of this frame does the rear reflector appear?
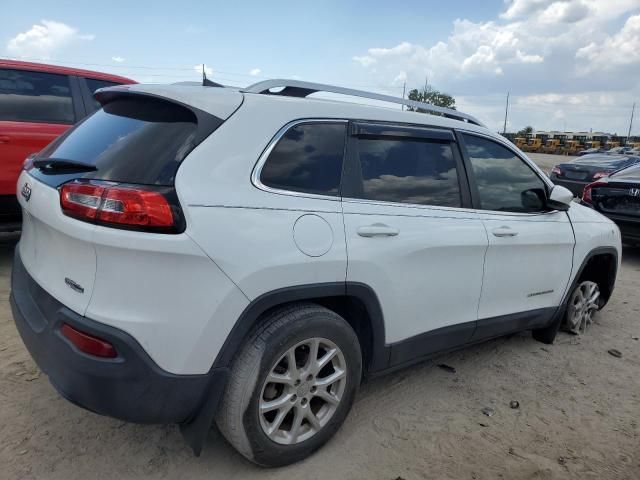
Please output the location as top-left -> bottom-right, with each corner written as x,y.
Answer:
61,323 -> 117,358
60,181 -> 175,231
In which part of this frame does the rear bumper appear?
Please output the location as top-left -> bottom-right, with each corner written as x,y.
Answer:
10,246 -> 227,424
549,176 -> 589,197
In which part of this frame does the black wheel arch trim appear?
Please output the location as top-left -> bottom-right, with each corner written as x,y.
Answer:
566,246 -> 618,307
212,282 -> 389,373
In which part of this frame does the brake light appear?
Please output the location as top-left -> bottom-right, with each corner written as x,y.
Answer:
98,188 -> 173,227
582,181 -> 607,204
61,323 -> 117,358
551,166 -> 562,176
60,183 -> 105,219
592,171 -> 609,180
60,181 -> 177,232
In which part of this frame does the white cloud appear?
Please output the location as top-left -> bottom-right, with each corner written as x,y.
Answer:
249,68 -> 261,76
501,0 -> 554,20
6,20 -> 94,59
194,63 -> 213,76
575,14 -> 640,72
538,1 -> 591,24
351,2 -> 640,133
352,55 -> 377,67
392,70 -> 407,85
111,56 -> 125,63
353,19 -> 545,84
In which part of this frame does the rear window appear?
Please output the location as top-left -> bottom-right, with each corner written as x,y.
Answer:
0,68 -> 74,123
37,96 -> 199,185
260,122 -> 346,196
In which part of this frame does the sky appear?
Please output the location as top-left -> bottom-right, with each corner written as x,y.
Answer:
2,0 -> 640,135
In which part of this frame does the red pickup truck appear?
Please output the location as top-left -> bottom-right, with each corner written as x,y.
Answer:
0,60 -> 135,230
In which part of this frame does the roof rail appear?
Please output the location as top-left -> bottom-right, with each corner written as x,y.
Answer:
242,79 -> 485,127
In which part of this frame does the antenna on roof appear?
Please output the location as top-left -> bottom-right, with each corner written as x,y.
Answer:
201,64 -> 224,88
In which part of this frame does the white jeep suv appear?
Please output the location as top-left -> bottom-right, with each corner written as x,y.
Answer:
10,80 -> 621,466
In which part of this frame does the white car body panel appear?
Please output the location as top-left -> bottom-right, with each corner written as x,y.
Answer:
84,226 -> 249,374
185,205 -> 347,301
341,201 -> 487,343
477,210 -> 574,319
566,202 -> 622,288
16,170 -> 97,316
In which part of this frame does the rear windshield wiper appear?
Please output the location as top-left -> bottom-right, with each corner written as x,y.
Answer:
33,158 -> 97,173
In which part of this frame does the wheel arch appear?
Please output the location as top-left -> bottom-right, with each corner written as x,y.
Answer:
568,246 -> 618,308
213,282 -> 389,375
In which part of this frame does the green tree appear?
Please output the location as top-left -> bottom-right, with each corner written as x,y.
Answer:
406,86 -> 456,113
517,126 -> 534,136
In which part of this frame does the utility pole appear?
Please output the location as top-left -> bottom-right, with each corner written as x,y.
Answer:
502,92 -> 510,135
423,75 -> 428,94
401,81 -> 406,111
628,102 -> 636,141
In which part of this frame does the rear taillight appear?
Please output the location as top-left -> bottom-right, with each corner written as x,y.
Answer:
60,183 -> 105,219
551,166 -> 562,176
61,323 -> 117,358
582,181 -> 607,204
60,181 -> 181,233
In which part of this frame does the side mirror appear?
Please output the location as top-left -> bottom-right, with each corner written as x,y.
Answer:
547,185 -> 573,211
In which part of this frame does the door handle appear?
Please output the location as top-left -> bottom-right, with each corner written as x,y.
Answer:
0,136 -> 10,144
492,226 -> 518,237
357,223 -> 399,237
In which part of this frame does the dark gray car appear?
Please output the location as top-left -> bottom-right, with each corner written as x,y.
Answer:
549,154 -> 640,196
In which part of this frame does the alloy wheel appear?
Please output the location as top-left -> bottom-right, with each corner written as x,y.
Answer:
565,281 -> 600,334
259,338 -> 347,445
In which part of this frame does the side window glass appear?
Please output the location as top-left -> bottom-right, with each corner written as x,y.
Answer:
260,123 -> 346,196
463,134 -> 547,212
85,78 -> 120,110
0,69 -> 74,123
353,136 -> 461,207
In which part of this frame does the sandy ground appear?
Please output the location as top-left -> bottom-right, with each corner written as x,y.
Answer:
1,151 -> 638,479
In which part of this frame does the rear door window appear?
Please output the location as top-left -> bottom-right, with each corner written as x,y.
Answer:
35,96 -> 204,185
349,135 -> 462,207
0,68 -> 74,124
259,122 -> 347,196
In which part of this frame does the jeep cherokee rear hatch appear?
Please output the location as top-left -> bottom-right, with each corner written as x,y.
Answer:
17,86 -> 243,318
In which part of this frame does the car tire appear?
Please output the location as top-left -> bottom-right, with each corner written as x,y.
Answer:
216,302 -> 362,466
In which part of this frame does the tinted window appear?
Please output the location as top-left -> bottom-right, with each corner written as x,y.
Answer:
0,68 -> 74,123
85,78 -> 120,110
354,137 -> 460,207
260,123 -> 346,196
463,134 -> 547,212
36,96 -> 199,185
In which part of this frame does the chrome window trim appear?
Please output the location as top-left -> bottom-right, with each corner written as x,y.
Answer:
251,118 -> 348,202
